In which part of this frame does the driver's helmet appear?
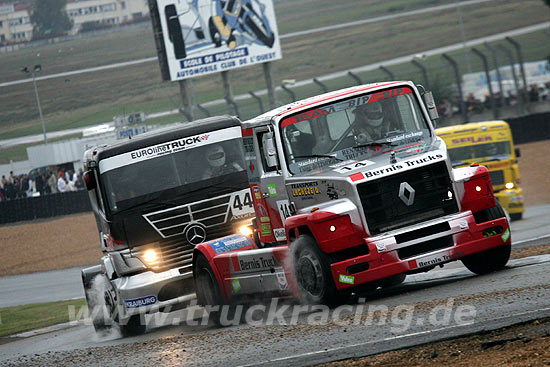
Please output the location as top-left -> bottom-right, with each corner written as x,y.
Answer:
207,144 -> 226,167
354,101 -> 384,128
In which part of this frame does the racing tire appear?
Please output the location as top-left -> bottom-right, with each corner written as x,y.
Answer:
194,254 -> 226,326
165,4 -> 186,59
510,212 -> 523,221
461,203 -> 511,275
244,12 -> 274,48
292,235 -> 339,306
119,314 -> 146,337
378,273 -> 406,288
81,268 -> 109,333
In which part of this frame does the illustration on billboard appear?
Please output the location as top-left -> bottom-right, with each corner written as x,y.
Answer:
158,0 -> 282,80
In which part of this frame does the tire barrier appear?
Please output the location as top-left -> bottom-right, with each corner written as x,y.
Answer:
0,190 -> 91,225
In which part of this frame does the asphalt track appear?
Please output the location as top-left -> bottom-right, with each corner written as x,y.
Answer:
0,204 -> 549,366
1,204 -> 548,309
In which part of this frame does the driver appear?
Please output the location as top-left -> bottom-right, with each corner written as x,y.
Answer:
352,101 -> 390,144
202,144 -> 243,180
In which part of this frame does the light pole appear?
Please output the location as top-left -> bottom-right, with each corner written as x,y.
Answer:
22,65 -> 47,144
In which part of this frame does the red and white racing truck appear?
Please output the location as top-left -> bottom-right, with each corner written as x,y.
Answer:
192,81 -> 512,309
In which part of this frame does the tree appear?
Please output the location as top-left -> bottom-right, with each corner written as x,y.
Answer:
30,0 -> 73,38
545,0 -> 550,7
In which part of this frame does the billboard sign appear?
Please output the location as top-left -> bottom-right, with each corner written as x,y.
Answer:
156,0 -> 282,81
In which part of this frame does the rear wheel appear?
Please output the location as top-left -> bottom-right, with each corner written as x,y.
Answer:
510,212 -> 523,221
292,235 -> 338,305
462,203 -> 511,275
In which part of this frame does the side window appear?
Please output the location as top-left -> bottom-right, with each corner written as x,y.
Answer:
257,131 -> 278,173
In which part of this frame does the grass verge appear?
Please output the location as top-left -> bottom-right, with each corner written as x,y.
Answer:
0,298 -> 87,337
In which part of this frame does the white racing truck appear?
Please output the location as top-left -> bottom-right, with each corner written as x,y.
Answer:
81,115 -> 255,336
190,81 -> 512,310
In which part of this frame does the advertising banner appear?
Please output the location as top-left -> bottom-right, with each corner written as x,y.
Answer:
156,0 -> 282,81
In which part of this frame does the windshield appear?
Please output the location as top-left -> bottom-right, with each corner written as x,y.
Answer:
447,141 -> 511,167
280,86 -> 432,174
100,138 -> 246,212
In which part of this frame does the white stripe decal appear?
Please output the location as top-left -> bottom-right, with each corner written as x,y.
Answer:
99,126 -> 241,173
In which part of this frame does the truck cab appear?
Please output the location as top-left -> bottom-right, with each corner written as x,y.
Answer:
81,115 -> 255,335
193,82 -> 512,309
436,121 -> 524,220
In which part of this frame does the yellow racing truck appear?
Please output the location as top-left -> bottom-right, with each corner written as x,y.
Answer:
436,121 -> 524,220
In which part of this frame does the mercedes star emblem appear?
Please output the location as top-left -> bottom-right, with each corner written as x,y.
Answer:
184,223 -> 207,245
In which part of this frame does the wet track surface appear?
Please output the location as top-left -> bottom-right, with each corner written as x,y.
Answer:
1,205 -> 549,366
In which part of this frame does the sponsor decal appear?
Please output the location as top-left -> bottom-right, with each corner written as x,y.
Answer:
253,186 -> 261,199
363,153 -> 444,179
451,136 -> 492,144
208,235 -> 254,254
267,184 -> 278,197
260,223 -> 272,236
277,272 -> 289,290
232,278 -> 241,294
291,181 -> 320,198
273,228 -> 286,241
409,251 -> 464,270
260,216 -> 271,223
237,254 -> 278,271
339,274 -> 355,285
501,228 -> 511,242
124,295 -> 157,309
99,126 -> 241,172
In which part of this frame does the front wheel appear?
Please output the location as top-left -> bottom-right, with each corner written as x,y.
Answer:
292,235 -> 338,305
461,203 -> 511,275
194,254 -> 225,325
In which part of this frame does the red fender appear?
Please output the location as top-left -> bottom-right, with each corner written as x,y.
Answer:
284,211 -> 365,253
458,165 -> 497,214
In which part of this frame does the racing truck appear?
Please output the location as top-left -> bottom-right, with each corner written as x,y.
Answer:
436,120 -> 524,220
191,81 -> 512,309
81,115 -> 255,336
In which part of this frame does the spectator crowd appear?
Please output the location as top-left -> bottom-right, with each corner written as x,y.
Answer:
0,168 -> 85,202
438,82 -> 550,121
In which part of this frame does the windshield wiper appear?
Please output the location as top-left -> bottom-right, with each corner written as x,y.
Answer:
353,141 -> 397,149
293,154 -> 344,161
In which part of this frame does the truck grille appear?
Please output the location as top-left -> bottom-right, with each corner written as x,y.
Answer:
489,170 -> 505,186
357,161 -> 459,235
143,189 -> 253,239
133,236 -> 194,273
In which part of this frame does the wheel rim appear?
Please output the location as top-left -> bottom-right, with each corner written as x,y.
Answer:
297,252 -> 323,297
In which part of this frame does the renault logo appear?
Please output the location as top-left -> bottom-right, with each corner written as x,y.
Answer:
184,223 -> 207,245
398,182 -> 415,206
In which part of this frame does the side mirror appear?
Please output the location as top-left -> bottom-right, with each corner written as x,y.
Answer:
263,133 -> 278,169
83,171 -> 96,191
423,91 -> 440,125
515,147 -> 521,158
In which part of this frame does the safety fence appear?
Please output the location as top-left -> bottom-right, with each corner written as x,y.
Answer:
0,190 -> 91,225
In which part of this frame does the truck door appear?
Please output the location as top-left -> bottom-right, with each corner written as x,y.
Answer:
252,127 -> 292,244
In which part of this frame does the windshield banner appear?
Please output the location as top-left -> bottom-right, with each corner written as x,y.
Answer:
99,126 -> 242,173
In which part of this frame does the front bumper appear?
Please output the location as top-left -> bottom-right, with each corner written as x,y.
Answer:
112,268 -> 196,320
330,211 -> 510,290
495,187 -> 524,215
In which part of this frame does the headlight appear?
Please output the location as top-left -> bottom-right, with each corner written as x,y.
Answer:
239,225 -> 253,237
505,182 -> 514,189
142,249 -> 158,265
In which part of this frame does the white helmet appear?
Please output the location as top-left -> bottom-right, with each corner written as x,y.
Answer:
207,144 -> 226,167
356,102 -> 384,127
